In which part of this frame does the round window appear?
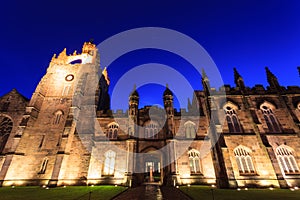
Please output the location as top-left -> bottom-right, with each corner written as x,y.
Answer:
65,74 -> 74,82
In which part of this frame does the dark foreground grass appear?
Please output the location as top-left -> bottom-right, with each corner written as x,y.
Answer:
0,185 -> 127,200
180,185 -> 300,200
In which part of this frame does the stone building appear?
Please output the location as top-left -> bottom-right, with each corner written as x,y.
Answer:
0,42 -> 300,188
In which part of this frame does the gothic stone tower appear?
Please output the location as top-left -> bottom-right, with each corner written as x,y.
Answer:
1,42 -> 100,186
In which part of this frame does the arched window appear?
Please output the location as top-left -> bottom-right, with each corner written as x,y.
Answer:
234,146 -> 255,174
0,116 -> 13,153
144,122 -> 159,139
224,105 -> 242,133
107,123 -> 119,139
188,149 -> 201,174
103,150 -> 116,176
184,121 -> 196,138
260,103 -> 281,133
53,110 -> 63,125
38,158 -> 48,174
276,145 -> 299,175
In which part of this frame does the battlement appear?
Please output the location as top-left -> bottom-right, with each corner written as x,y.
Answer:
50,42 -> 98,65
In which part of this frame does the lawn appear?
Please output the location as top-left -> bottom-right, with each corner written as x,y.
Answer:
0,185 -> 127,200
180,185 -> 300,200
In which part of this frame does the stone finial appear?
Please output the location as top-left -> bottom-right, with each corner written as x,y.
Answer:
51,54 -> 57,61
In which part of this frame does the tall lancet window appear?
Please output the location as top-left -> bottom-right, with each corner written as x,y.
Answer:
107,122 -> 119,139
103,150 -> 116,176
0,116 -> 13,153
224,103 -> 242,133
188,149 -> 201,174
184,121 -> 196,138
276,145 -> 299,175
234,146 -> 255,175
38,158 -> 48,174
53,110 -> 63,125
260,103 -> 281,133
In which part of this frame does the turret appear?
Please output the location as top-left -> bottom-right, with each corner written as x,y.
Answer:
129,85 -> 139,117
128,85 -> 139,136
163,84 -> 174,136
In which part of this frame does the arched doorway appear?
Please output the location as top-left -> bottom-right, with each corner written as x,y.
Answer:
139,147 -> 164,184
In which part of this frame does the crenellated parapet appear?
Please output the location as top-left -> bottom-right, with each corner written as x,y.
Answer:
50,42 -> 98,65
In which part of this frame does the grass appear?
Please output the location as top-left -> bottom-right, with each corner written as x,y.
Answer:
0,185 -> 127,200
180,185 -> 300,200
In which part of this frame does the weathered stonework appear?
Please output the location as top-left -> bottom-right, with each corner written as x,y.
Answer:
0,43 -> 299,188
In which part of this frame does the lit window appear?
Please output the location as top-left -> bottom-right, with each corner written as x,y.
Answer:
234,146 -> 255,175
188,149 -> 201,174
260,104 -> 281,133
276,145 -> 299,175
184,121 -> 196,138
224,106 -> 242,133
0,116 -> 13,153
39,158 -> 48,174
144,123 -> 158,139
53,110 -> 63,125
107,123 -> 119,139
103,150 -> 116,176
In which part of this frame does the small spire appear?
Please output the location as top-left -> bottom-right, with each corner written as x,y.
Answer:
233,68 -> 245,90
265,67 -> 280,89
57,48 -> 67,58
187,97 -> 192,111
51,53 -> 57,61
130,84 -> 139,97
73,50 -> 77,55
234,67 -> 241,80
201,68 -> 207,79
163,84 -> 173,96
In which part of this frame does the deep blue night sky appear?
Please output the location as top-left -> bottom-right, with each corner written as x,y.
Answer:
1,0 -> 299,110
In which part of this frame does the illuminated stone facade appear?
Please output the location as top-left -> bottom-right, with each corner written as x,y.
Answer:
0,43 -> 300,188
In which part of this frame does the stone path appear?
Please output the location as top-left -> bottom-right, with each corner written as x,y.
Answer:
112,185 -> 192,200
